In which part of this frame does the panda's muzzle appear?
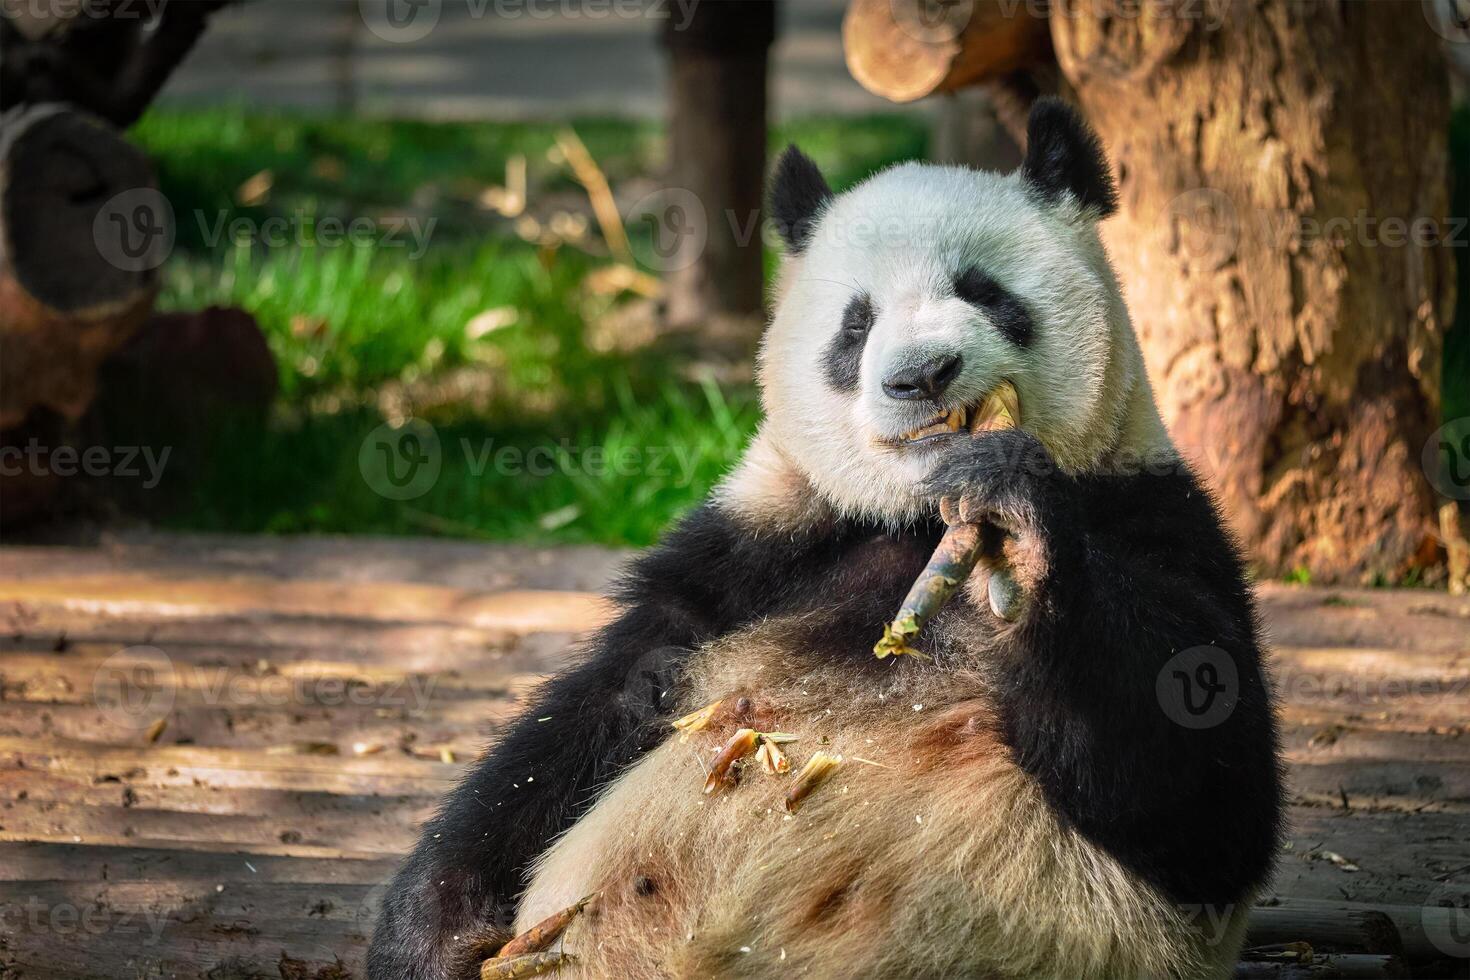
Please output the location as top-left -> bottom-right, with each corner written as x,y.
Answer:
893,382 -> 1020,445
900,406 -> 970,444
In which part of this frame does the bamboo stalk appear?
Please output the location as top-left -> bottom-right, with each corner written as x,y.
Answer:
495,896 -> 593,958
479,951 -> 573,979
873,522 -> 984,659
873,382 -> 1021,658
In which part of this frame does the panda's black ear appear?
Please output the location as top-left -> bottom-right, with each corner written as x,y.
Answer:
1021,97 -> 1118,219
770,145 -> 833,254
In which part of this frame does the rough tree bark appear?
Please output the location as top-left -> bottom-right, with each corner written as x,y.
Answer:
1051,0 -> 1454,583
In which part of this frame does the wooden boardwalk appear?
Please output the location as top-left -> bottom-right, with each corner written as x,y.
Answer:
0,533 -> 1466,978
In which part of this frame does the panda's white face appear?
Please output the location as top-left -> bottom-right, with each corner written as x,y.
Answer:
754,107 -> 1173,525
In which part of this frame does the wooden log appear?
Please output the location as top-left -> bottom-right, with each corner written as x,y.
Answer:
843,0 -> 1053,104
1246,907 -> 1402,956
1257,899 -> 1470,968
1233,954 -> 1407,979
0,104 -> 161,430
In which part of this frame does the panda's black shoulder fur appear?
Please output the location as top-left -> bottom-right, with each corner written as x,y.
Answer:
1017,467 -> 1282,907
926,429 -> 1282,909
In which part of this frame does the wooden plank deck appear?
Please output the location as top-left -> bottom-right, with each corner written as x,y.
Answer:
0,532 -> 1466,978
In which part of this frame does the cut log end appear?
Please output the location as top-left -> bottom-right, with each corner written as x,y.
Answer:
0,104 -> 161,428
1,104 -> 161,312
843,0 -> 1053,103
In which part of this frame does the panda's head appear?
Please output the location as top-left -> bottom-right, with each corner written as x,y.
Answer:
754,98 -> 1174,524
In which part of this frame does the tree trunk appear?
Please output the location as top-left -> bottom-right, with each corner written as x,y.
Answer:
1052,0 -> 1454,583
660,1 -> 776,343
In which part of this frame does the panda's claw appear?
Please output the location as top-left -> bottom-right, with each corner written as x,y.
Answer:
955,492 -> 989,528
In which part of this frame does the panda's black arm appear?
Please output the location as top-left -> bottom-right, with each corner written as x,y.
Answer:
930,430 -> 1284,911
367,609 -> 702,980
367,501 -> 871,980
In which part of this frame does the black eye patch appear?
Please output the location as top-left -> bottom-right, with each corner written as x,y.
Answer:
953,266 -> 1033,348
822,294 -> 873,392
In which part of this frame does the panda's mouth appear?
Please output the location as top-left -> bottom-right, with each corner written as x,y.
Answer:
895,381 -> 1020,445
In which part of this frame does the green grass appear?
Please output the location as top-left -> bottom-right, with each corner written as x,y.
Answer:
176,380 -> 756,545
127,106 -> 929,545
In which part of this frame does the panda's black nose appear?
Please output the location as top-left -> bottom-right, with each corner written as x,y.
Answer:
881,354 -> 962,401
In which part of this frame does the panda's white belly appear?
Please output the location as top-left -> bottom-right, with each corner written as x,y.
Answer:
512,628 -> 1246,979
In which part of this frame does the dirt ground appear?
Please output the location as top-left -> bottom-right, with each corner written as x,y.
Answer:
0,531 -> 1466,977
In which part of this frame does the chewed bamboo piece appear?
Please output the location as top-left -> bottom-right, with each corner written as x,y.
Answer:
703,728 -> 798,794
784,752 -> 843,813
480,951 -> 573,979
873,381 -> 1021,660
755,738 -> 790,774
495,895 -> 594,958
671,700 -> 721,742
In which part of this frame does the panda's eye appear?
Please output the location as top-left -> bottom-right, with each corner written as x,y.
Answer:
842,294 -> 874,337
953,266 -> 1003,306
823,294 -> 872,392
952,266 -> 1034,348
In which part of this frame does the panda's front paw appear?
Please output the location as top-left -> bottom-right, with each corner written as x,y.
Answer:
926,429 -> 1061,535
924,429 -> 1070,607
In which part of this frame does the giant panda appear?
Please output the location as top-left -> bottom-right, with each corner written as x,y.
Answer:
368,98 -> 1283,980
